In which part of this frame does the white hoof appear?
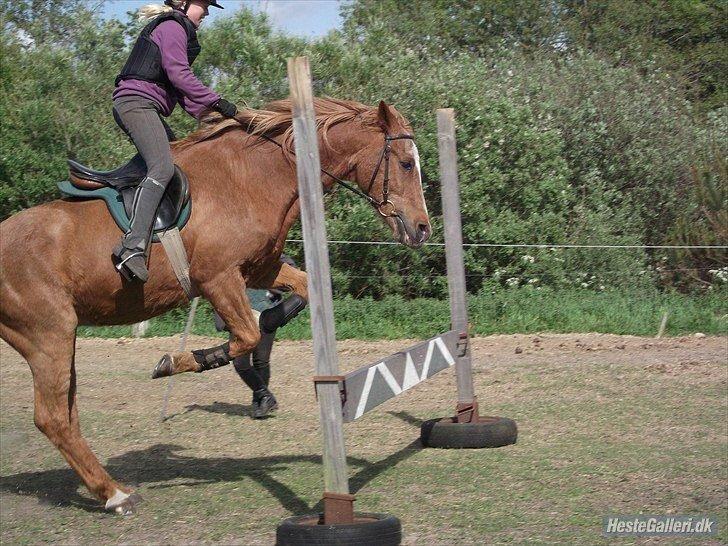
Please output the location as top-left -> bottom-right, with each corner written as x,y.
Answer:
105,489 -> 142,515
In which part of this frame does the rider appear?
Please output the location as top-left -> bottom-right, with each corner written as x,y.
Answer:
112,0 -> 238,282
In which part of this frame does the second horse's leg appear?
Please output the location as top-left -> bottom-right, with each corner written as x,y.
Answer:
152,267 -> 260,378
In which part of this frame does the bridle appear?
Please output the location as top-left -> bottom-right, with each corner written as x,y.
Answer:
259,132 -> 415,218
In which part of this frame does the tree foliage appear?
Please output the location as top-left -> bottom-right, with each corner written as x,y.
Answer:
0,0 -> 725,296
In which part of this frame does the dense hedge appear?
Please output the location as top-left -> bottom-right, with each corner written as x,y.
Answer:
1,1 -> 725,297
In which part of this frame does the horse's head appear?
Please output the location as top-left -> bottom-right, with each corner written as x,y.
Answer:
349,101 -> 431,248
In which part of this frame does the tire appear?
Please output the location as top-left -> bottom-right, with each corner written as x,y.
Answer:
420,416 -> 518,449
276,512 -> 401,546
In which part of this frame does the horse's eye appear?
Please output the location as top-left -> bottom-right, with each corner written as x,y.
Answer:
400,161 -> 413,171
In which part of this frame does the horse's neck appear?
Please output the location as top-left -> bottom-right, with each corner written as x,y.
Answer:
179,124 -> 363,228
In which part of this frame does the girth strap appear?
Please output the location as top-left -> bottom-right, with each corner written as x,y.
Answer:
158,227 -> 197,299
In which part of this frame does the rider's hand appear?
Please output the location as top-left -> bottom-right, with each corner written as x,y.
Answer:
214,98 -> 237,118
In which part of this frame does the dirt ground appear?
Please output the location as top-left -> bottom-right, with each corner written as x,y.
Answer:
1,333 -> 726,545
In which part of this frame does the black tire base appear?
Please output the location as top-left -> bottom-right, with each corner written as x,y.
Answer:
420,415 -> 518,449
276,512 -> 401,546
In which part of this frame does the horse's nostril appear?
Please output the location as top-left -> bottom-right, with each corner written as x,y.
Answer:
417,223 -> 431,243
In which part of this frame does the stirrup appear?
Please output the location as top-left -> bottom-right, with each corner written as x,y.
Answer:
112,244 -> 149,282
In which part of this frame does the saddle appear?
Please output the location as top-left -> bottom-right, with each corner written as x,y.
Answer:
57,153 -> 192,240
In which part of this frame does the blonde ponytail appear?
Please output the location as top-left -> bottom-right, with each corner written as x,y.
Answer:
137,1 -> 185,22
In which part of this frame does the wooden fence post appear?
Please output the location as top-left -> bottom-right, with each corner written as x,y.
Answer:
287,56 -> 353,523
131,320 -> 149,337
437,108 -> 477,412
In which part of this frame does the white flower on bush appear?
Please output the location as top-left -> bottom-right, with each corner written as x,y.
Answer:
522,255 -> 535,263
506,277 -> 519,287
581,282 -> 589,288
708,267 -> 728,283
528,278 -> 540,284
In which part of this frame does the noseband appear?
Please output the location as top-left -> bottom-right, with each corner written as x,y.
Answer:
259,132 -> 415,219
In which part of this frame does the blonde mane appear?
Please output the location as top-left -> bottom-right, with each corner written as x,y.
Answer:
173,97 -> 402,158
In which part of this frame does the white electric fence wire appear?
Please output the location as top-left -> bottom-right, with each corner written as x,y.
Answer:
285,240 -> 726,249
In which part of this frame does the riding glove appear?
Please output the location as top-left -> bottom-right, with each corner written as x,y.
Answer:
215,98 -> 237,118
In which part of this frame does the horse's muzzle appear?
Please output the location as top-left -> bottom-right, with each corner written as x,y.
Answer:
391,215 -> 431,248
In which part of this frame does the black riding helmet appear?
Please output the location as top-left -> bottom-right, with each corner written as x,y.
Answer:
165,0 -> 225,9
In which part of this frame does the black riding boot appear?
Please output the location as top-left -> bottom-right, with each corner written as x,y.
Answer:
233,355 -> 278,419
251,386 -> 278,419
112,176 -> 166,282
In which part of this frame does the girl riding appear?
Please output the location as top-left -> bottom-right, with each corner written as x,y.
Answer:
112,0 -> 238,282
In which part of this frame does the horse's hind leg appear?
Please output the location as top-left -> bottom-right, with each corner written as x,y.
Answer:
2,322 -> 140,514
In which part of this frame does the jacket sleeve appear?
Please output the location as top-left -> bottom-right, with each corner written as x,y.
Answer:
177,94 -> 208,119
152,20 -> 220,111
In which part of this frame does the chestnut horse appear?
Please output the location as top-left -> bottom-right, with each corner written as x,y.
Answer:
0,98 -> 431,514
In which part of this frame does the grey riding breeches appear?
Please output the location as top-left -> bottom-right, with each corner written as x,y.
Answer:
112,96 -> 176,185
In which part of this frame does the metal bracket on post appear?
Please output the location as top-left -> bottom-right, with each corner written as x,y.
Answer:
456,331 -> 469,357
313,375 -> 347,407
455,396 -> 480,424
322,491 -> 356,524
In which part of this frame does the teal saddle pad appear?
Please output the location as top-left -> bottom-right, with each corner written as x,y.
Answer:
57,180 -> 191,242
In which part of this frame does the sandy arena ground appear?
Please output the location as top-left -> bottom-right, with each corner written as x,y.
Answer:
1,333 -> 726,544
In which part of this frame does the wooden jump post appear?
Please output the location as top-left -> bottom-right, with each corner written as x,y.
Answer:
288,56 -> 354,524
437,108 -> 479,422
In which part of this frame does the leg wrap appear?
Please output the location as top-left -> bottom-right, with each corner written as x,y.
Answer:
192,342 -> 231,372
259,294 -> 307,333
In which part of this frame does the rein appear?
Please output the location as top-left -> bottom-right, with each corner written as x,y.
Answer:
256,132 -> 414,218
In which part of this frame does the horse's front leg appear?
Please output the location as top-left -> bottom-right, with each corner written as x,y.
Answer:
152,267 -> 260,378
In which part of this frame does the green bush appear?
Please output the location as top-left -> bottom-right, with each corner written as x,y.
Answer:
2,2 -> 725,297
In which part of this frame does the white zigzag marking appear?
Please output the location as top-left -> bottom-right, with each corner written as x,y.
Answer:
353,334 -> 456,420
402,353 -> 420,390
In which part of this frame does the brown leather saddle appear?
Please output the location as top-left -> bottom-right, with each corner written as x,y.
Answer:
60,153 -> 191,234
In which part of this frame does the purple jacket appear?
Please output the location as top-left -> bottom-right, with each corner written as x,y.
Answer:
113,16 -> 219,119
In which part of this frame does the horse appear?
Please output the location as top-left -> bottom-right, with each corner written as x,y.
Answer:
0,97 -> 431,514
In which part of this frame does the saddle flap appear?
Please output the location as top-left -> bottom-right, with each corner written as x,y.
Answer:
119,166 -> 189,231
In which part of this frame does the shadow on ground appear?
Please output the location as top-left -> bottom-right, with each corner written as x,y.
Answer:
179,401 -> 253,418
0,412 -> 425,515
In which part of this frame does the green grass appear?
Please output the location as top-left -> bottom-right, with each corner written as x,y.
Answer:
77,287 -> 728,339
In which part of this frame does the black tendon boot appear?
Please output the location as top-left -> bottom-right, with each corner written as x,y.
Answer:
112,176 -> 167,282
251,386 -> 278,419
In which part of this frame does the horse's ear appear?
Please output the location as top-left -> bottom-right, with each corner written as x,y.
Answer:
377,100 -> 395,132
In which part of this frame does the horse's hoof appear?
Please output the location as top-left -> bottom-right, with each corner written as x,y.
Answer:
152,354 -> 173,379
106,490 -> 143,516
114,493 -> 143,516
